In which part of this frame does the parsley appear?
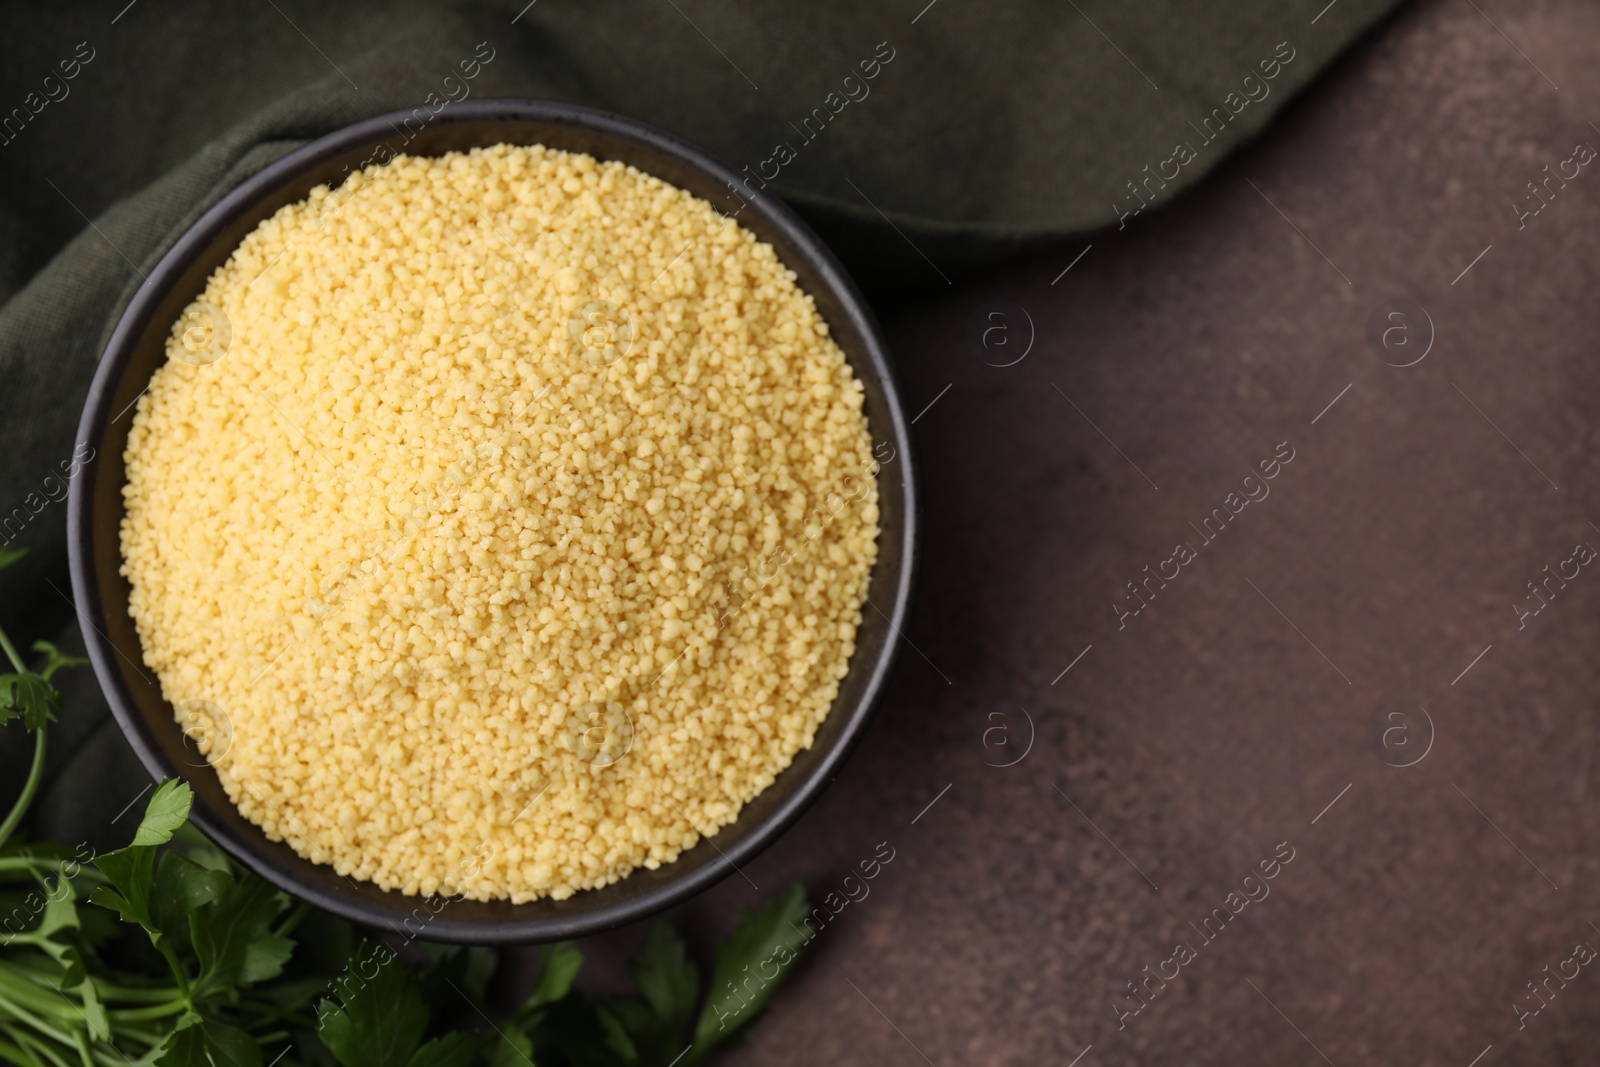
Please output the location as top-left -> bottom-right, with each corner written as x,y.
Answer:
0,547 -> 815,1067
316,943 -> 478,1067
0,548 -> 66,846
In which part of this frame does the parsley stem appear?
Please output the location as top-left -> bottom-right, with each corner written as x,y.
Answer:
272,903 -> 310,939
0,859 -> 63,875
66,1029 -> 91,1067
104,1001 -> 187,1023
0,626 -> 25,673
66,982 -> 173,1005
0,1035 -> 33,1067
153,944 -> 190,1007
0,621 -> 47,852
0,988 -> 75,1047
5,1029 -> 68,1067
1,964 -> 167,1006
0,969 -> 79,1024
0,731 -> 47,852
237,1001 -> 315,1029
0,1027 -> 51,1067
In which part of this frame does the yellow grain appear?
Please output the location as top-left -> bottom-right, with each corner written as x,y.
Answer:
119,143 -> 879,902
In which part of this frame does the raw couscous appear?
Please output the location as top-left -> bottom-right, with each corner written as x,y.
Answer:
119,143 -> 880,902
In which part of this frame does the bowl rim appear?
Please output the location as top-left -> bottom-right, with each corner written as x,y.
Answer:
65,98 -> 919,943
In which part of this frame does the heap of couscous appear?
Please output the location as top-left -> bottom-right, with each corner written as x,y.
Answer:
119,143 -> 880,902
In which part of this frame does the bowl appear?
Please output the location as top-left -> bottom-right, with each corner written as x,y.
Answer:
66,100 -> 918,944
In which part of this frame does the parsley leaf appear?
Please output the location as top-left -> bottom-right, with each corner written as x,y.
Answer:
89,780 -> 193,938
403,1032 -> 478,1067
595,1003 -> 642,1065
133,779 -> 195,846
317,942 -> 479,1067
155,1014 -> 263,1067
689,882 -> 811,1062
633,923 -> 699,1029
0,671 -> 60,730
484,942 -> 585,1067
192,871 -> 292,998
538,995 -> 637,1067
528,941 -> 584,1010
317,943 -> 427,1067
615,923 -> 699,1065
416,944 -> 498,1013
90,843 -> 160,933
150,850 -> 231,953
484,1027 -> 535,1067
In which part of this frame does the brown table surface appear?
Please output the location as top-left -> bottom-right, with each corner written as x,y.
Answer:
514,0 -> 1600,1063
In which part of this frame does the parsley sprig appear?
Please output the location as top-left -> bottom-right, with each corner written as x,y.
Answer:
0,546 -> 86,849
0,547 -> 813,1067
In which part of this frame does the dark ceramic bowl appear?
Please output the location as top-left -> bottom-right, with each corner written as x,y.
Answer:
67,100 -> 917,944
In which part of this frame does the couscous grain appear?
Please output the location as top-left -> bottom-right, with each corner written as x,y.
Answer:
119,143 -> 879,902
